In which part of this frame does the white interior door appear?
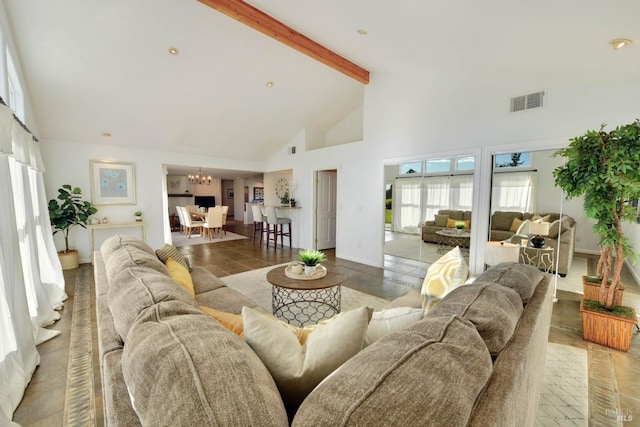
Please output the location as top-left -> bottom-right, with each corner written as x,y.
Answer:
316,170 -> 337,250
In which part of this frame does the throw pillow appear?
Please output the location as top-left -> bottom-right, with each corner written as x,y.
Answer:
166,258 -> 195,296
509,217 -> 523,233
446,218 -> 470,229
365,307 -> 424,346
200,306 -> 244,338
242,306 -> 373,408
434,214 -> 449,227
155,244 -> 189,269
515,219 -> 530,235
420,246 -> 469,312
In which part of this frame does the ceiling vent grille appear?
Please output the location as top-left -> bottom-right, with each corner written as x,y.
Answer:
510,91 -> 544,112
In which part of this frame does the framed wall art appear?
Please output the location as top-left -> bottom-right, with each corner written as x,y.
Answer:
227,188 -> 235,199
90,160 -> 136,205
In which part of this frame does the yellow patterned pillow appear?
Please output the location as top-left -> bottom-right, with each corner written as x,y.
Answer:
420,246 -> 469,312
166,258 -> 195,296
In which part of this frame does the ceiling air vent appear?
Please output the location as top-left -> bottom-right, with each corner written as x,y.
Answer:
510,91 -> 544,113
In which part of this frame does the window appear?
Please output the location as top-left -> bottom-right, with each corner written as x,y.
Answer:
400,161 -> 422,175
425,159 -> 451,173
6,47 -> 24,121
494,152 -> 531,168
456,156 -> 475,171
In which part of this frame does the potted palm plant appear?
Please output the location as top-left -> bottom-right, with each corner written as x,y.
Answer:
299,249 -> 326,275
48,185 -> 97,270
553,120 -> 640,350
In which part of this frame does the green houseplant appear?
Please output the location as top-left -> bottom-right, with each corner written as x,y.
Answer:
48,184 -> 97,269
299,249 -> 326,275
134,210 -> 143,221
553,121 -> 640,350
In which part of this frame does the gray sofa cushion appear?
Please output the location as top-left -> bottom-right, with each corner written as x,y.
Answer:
122,301 -> 289,427
426,283 -> 523,355
434,214 -> 449,227
292,315 -> 493,427
491,211 -> 522,231
107,266 -> 196,341
474,262 -> 544,304
104,244 -> 170,283
189,266 -> 227,295
547,216 -> 574,239
195,286 -> 264,314
101,234 -> 155,260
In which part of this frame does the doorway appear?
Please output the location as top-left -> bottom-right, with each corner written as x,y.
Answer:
316,170 -> 337,250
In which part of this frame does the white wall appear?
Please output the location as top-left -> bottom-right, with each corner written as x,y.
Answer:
41,139 -> 266,263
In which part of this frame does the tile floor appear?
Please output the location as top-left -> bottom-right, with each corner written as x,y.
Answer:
12,220 -> 640,426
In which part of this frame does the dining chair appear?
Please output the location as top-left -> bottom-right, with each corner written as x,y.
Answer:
221,206 -> 229,237
251,205 -> 267,244
175,206 -> 186,235
265,206 -> 291,249
180,206 -> 204,238
203,206 -> 223,240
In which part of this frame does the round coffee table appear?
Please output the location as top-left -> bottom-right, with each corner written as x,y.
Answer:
435,229 -> 471,255
266,265 -> 346,327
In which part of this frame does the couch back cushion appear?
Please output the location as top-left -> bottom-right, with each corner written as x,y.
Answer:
104,244 -> 170,284
426,283 -> 523,355
473,262 -> 544,304
101,235 -> 155,260
491,211 -> 523,231
122,301 -> 289,427
292,315 -> 493,426
438,209 -> 464,220
107,266 -> 196,341
547,215 -> 575,238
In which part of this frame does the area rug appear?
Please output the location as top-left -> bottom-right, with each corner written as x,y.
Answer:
535,342 -> 588,425
220,264 -> 390,313
171,230 -> 248,247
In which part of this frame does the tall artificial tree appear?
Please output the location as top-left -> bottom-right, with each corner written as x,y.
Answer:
553,120 -> 640,309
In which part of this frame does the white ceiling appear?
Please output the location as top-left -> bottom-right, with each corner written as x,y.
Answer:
4,0 -> 640,175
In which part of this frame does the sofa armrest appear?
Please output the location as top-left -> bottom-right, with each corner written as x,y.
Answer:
423,220 -> 436,227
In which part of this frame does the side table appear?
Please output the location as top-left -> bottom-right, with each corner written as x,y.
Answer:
266,265 -> 346,327
519,245 -> 554,273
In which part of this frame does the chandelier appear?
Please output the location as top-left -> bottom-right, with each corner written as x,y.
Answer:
188,167 -> 212,185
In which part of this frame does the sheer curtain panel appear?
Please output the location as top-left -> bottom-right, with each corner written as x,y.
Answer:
392,177 -> 422,233
491,171 -> 537,213
0,104 -> 65,425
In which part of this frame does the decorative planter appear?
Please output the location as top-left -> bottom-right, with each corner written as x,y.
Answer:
135,217 -> 143,222
304,265 -> 317,276
580,299 -> 637,351
58,250 -> 79,270
582,276 -> 624,306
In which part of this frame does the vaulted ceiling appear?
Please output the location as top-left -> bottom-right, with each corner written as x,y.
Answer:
4,0 -> 639,163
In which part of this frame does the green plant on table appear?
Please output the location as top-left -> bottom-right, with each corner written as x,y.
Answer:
298,249 -> 326,266
48,185 -> 97,253
553,120 -> 640,309
134,210 -> 142,217
454,221 -> 466,230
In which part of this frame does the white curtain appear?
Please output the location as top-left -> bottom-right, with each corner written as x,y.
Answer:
393,175 -> 475,234
0,104 -> 65,425
392,177 -> 422,233
491,171 -> 537,213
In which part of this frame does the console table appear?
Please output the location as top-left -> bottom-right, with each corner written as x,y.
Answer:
89,221 -> 146,259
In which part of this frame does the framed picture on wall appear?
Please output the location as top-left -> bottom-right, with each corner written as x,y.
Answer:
90,160 -> 136,205
227,188 -> 234,199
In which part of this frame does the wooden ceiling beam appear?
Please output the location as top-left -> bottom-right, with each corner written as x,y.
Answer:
198,0 -> 370,84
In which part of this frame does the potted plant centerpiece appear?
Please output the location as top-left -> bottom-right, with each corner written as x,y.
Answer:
553,120 -> 640,351
134,210 -> 143,221
454,221 -> 465,234
299,249 -> 326,276
48,184 -> 97,270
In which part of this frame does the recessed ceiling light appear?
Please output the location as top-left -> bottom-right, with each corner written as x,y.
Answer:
168,47 -> 179,55
266,81 -> 274,87
356,29 -> 368,35
609,38 -> 632,50
102,132 -> 111,137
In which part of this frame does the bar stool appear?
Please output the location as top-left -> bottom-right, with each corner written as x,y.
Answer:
265,206 -> 292,249
251,205 -> 267,244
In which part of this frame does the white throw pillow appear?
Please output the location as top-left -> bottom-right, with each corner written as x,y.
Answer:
420,246 -> 469,312
242,306 -> 373,407
365,307 -> 424,346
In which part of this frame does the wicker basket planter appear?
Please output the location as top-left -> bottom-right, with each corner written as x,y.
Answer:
582,276 -> 624,306
580,299 -> 637,351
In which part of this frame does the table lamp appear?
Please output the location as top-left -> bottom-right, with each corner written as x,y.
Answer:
485,241 -> 520,269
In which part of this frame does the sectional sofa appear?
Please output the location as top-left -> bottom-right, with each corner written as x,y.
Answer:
95,235 -> 553,426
